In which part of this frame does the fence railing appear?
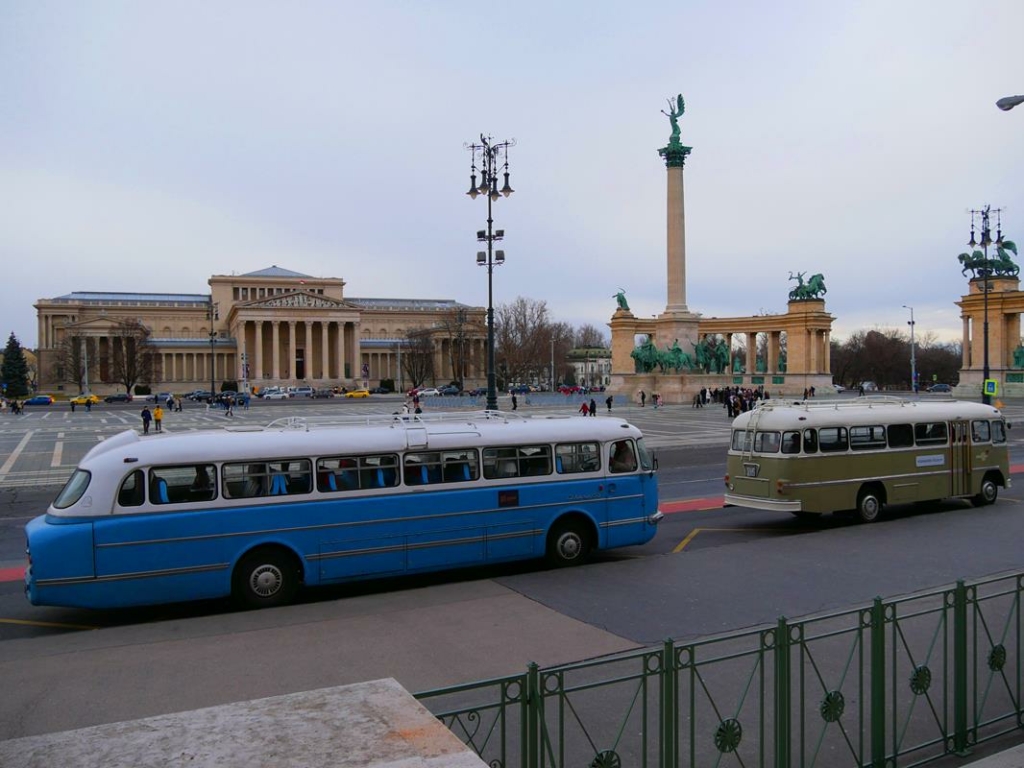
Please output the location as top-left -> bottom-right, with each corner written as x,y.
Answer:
416,572 -> 1024,768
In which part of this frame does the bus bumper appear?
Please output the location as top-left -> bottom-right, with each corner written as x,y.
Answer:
723,494 -> 802,513
648,510 -> 664,525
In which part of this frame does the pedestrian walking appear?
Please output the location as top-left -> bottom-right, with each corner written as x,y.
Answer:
85,399 -> 92,412
70,400 -> 76,413
141,406 -> 152,435
606,395 -> 613,413
639,390 -> 646,408
153,404 -> 164,433
589,398 -> 597,416
579,401 -> 590,416
511,394 -> 518,411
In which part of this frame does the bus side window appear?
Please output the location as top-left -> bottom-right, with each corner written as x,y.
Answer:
117,470 -> 145,507
554,442 -> 600,474
915,422 -> 948,445
992,420 -> 1007,444
754,431 -> 780,453
610,440 -> 637,473
972,420 -> 991,443
781,431 -> 801,454
818,427 -> 848,453
887,423 -> 914,448
850,425 -> 886,451
802,429 -> 818,453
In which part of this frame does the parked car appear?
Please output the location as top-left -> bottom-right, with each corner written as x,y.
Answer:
345,388 -> 371,398
70,393 -> 102,405
312,388 -> 335,398
438,385 -> 461,396
262,390 -> 290,400
370,386 -> 391,394
466,387 -> 487,397
104,393 -> 133,403
145,392 -> 173,404
418,387 -> 441,396
24,395 -> 54,405
291,386 -> 315,398
187,390 -> 213,402
928,383 -> 952,393
833,385 -> 846,393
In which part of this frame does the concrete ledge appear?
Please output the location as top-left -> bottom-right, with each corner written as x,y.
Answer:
0,678 -> 485,768
961,743 -> 1024,767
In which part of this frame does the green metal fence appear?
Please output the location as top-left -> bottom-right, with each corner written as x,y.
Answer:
415,571 -> 1023,767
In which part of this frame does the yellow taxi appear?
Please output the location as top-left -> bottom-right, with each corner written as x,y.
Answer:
70,393 -> 102,405
344,388 -> 371,398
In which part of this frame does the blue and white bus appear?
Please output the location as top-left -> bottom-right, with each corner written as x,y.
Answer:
25,412 -> 662,610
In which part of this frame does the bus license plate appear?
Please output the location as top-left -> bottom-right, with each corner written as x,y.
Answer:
744,463 -> 759,478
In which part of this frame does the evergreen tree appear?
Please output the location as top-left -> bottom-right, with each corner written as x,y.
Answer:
1,332 -> 31,397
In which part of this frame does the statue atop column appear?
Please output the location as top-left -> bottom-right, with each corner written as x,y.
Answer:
613,289 -> 630,311
658,93 -> 692,167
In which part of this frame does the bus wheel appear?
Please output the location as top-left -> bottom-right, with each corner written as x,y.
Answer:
233,548 -> 300,609
546,519 -> 592,567
856,487 -> 883,523
973,476 -> 999,507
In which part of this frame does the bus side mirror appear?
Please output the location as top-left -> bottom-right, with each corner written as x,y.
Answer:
652,455 -> 659,471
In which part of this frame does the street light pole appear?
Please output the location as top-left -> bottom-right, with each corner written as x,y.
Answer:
208,299 -> 217,400
903,305 -> 916,393
996,95 -> 1024,111
967,206 -> 1004,405
466,134 -> 515,412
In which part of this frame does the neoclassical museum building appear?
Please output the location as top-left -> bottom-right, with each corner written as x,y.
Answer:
34,266 -> 487,394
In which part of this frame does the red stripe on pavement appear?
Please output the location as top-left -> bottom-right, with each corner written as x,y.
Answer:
660,497 -> 725,514
0,567 -> 24,584
1012,464 -> 1024,475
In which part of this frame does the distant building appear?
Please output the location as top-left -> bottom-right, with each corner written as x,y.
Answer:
34,266 -> 487,394
567,347 -> 611,388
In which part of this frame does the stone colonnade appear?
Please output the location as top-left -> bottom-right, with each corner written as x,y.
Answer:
235,318 -> 358,383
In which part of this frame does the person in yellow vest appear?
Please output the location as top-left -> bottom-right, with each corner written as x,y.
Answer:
153,404 -> 164,433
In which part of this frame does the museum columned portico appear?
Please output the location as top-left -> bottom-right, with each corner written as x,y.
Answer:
34,266 -> 488,394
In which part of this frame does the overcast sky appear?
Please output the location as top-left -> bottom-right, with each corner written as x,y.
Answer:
3,1 -> 1024,350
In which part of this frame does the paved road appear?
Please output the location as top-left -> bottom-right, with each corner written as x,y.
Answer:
3,394 -> 1024,752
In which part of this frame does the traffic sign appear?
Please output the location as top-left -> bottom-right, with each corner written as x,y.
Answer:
984,379 -> 998,396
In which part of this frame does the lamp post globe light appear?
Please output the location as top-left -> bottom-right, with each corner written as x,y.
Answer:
465,134 -> 515,411
996,95 -> 1024,111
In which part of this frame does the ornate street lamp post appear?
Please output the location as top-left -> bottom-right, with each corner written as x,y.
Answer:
903,305 -> 916,392
209,300 -> 218,401
465,134 -> 515,412
966,206 -> 1004,405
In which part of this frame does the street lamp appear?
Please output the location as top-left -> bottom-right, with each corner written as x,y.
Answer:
996,95 -> 1024,111
903,305 -> 916,393
465,134 -> 515,411
967,206 -> 1005,405
208,300 -> 218,400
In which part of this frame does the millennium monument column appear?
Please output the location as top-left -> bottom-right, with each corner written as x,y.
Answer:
656,94 -> 700,351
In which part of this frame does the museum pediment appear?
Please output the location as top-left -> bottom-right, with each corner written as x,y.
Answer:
246,291 -> 352,310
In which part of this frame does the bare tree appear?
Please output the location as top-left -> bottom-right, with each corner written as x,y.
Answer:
495,297 -> 551,387
52,333 -> 96,393
402,328 -> 435,389
574,323 -> 607,349
109,318 -> 159,393
435,308 -> 471,386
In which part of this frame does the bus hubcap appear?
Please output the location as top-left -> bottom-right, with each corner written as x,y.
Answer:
251,565 -> 282,597
560,534 -> 581,559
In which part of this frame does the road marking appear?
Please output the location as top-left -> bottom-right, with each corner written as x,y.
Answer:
0,567 -> 24,582
0,618 -> 99,631
660,497 -> 725,514
0,430 -> 35,481
673,527 -> 799,553
51,441 -> 63,468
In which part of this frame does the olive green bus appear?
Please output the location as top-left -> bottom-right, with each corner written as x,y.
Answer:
724,397 -> 1011,522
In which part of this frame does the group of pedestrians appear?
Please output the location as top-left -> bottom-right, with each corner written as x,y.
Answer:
140,404 -> 164,435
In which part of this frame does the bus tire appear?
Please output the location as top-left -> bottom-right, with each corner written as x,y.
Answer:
973,475 -> 999,507
856,487 -> 884,523
233,547 -> 301,609
546,518 -> 593,567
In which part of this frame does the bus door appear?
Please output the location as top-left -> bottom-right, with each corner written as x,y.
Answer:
605,439 -> 646,548
949,420 -> 972,497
